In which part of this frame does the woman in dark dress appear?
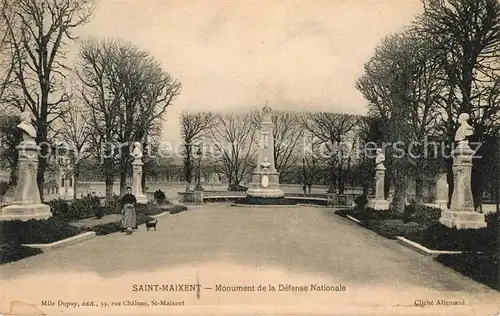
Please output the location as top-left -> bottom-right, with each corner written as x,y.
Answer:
121,186 -> 137,234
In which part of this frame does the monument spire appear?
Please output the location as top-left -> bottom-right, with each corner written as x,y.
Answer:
246,105 -> 284,198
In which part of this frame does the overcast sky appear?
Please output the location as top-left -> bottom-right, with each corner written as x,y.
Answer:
74,0 -> 424,144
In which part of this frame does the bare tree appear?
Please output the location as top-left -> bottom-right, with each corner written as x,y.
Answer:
57,98 -> 90,199
207,112 -> 258,189
416,0 -> 500,207
0,0 -> 16,104
304,112 -> 360,194
77,38 -> 181,199
1,0 -> 95,201
356,28 -> 446,210
180,111 -> 215,191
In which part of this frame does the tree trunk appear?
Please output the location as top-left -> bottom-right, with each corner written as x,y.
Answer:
73,162 -> 80,200
391,170 -> 407,214
120,167 -> 127,196
141,167 -> 146,193
105,175 -> 114,200
103,155 -> 115,200
338,173 -> 345,194
414,172 -> 424,206
446,157 -> 454,209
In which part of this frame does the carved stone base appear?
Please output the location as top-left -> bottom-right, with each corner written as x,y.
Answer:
135,194 -> 148,204
246,170 -> 284,198
439,210 -> 487,229
435,200 -> 448,209
246,188 -> 285,198
194,190 -> 203,204
0,203 -> 52,221
367,199 -> 390,211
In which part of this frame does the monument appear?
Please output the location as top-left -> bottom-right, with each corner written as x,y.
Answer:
131,142 -> 148,204
439,113 -> 486,229
367,148 -> 390,210
245,106 -> 284,198
434,173 -> 448,209
0,111 -> 52,221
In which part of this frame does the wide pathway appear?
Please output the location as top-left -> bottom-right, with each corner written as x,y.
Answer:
1,205 -> 498,315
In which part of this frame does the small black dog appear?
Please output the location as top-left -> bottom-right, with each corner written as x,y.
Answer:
145,219 -> 158,231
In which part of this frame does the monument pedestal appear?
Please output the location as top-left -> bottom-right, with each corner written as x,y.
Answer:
439,142 -> 486,229
194,190 -> 203,204
0,141 -> 51,221
132,160 -> 148,204
368,166 -> 389,211
246,170 -> 284,198
367,199 -> 390,210
439,210 -> 486,229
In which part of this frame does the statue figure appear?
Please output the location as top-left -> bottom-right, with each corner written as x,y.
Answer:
131,142 -> 143,159
261,157 -> 271,170
17,111 -> 36,142
455,113 -> 473,144
375,148 -> 385,168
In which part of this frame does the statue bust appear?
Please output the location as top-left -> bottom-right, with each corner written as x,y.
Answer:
375,148 -> 385,168
17,111 -> 36,142
261,157 -> 271,170
131,142 -> 143,159
455,113 -> 473,143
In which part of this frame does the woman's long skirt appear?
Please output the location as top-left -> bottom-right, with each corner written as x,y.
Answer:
121,203 -> 137,229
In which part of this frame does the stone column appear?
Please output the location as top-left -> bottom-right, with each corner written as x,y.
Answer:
246,105 -> 284,198
434,173 -> 448,209
0,140 -> 52,221
132,158 -> 148,204
439,142 -> 486,229
368,164 -> 390,210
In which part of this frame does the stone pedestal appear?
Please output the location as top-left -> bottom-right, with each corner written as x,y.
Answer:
434,173 -> 448,209
367,166 -> 389,210
194,190 -> 203,204
246,106 -> 284,198
439,142 -> 486,229
132,159 -> 148,204
0,141 -> 52,221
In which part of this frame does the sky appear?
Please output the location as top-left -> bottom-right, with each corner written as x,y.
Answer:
73,0 -> 424,144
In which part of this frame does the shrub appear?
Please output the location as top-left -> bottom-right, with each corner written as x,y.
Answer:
48,196 -> 101,221
0,241 -> 42,264
363,219 -> 423,239
169,205 -> 187,215
95,206 -> 105,219
153,190 -> 167,204
0,217 -> 83,245
235,196 -> 297,205
436,253 -> 499,290
405,204 -> 442,226
47,198 -> 71,219
90,212 -> 155,235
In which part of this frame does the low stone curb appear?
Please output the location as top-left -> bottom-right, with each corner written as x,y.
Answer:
230,203 -> 299,208
22,232 -> 96,250
396,236 -> 464,257
150,211 -> 171,219
296,204 -> 329,208
346,215 -> 361,224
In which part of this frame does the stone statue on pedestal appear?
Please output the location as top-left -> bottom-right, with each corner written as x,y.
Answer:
439,113 -> 486,229
454,113 -> 473,144
18,111 -> 37,142
367,147 -> 389,210
132,142 -> 143,160
130,141 -> 148,204
375,148 -> 385,169
0,111 -> 52,221
246,105 -> 284,198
